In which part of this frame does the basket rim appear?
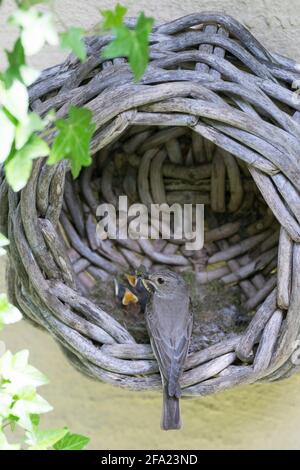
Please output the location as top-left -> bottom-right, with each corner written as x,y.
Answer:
1,11 -> 300,395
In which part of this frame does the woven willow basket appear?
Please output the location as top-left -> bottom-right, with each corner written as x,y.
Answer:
1,12 -> 300,396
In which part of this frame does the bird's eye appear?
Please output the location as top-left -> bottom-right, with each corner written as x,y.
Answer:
157,277 -> 165,285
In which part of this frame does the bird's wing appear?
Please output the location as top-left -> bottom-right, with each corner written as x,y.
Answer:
146,300 -> 193,397
168,309 -> 193,397
146,305 -> 173,380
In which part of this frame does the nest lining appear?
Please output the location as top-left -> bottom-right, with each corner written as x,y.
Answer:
77,126 -> 275,350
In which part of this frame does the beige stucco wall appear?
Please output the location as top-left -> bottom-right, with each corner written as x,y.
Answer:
1,0 -> 300,67
1,0 -> 300,450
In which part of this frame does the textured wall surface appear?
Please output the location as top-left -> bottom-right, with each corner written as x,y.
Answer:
1,0 -> 300,68
1,0 -> 300,450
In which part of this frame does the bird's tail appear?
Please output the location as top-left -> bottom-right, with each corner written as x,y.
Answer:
161,386 -> 181,430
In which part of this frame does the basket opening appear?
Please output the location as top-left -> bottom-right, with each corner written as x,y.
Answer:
60,125 -> 279,350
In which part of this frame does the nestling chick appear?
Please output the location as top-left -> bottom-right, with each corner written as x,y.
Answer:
140,269 -> 193,430
114,270 -> 149,311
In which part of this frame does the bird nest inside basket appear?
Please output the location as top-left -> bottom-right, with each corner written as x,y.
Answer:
1,12 -> 300,396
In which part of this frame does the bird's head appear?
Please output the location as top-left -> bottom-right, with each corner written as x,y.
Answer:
141,269 -> 187,299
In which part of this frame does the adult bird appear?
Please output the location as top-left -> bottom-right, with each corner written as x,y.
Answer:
141,269 -> 193,430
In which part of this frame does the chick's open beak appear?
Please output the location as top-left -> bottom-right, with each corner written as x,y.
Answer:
122,289 -> 139,306
126,274 -> 138,287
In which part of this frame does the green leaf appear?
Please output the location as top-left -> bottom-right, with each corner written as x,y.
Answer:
20,66 -> 40,87
102,11 -> 154,80
5,135 -> 49,192
7,414 -> 20,423
7,39 -> 25,69
60,27 -> 87,62
6,414 -> 20,432
16,134 -> 49,161
3,39 -> 25,87
0,109 -> 15,164
48,106 -> 95,178
5,154 -> 32,193
0,390 -> 13,420
0,350 -> 49,393
15,112 -> 45,149
11,9 -> 59,56
0,295 -> 10,314
102,26 -> 132,57
0,294 -> 22,331
26,427 -> 68,450
0,350 -> 51,431
101,3 -> 127,30
11,389 -> 53,431
30,413 -> 40,427
131,12 -> 154,79
0,79 -> 28,122
53,432 -> 90,451
18,1 -> 48,9
0,39 -> 39,87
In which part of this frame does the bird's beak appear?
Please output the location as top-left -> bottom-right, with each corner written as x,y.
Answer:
126,274 -> 138,287
141,278 -> 156,293
122,288 -> 139,305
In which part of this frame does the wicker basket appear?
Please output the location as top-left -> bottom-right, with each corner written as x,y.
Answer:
1,12 -> 300,396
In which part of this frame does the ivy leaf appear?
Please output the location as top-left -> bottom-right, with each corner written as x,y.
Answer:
0,390 -> 13,420
101,3 -> 127,30
26,427 -> 68,450
102,11 -> 154,80
8,414 -> 20,423
18,1 -> 48,9
3,39 -> 25,87
48,106 -> 96,178
6,39 -> 25,70
15,112 -> 45,149
11,388 -> 53,431
1,39 -> 39,87
19,66 -> 40,87
60,27 -> 87,62
5,414 -> 20,432
53,432 -> 90,451
10,9 -> 59,56
5,155 -> 33,193
0,294 -> 23,331
132,13 -> 154,79
0,109 -> 15,164
15,134 -> 49,161
0,79 -> 28,122
30,413 -> 40,427
102,25 -> 132,57
5,135 -> 49,192
0,350 -> 49,394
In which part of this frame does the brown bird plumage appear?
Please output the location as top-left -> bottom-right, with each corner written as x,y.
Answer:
141,269 -> 193,430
